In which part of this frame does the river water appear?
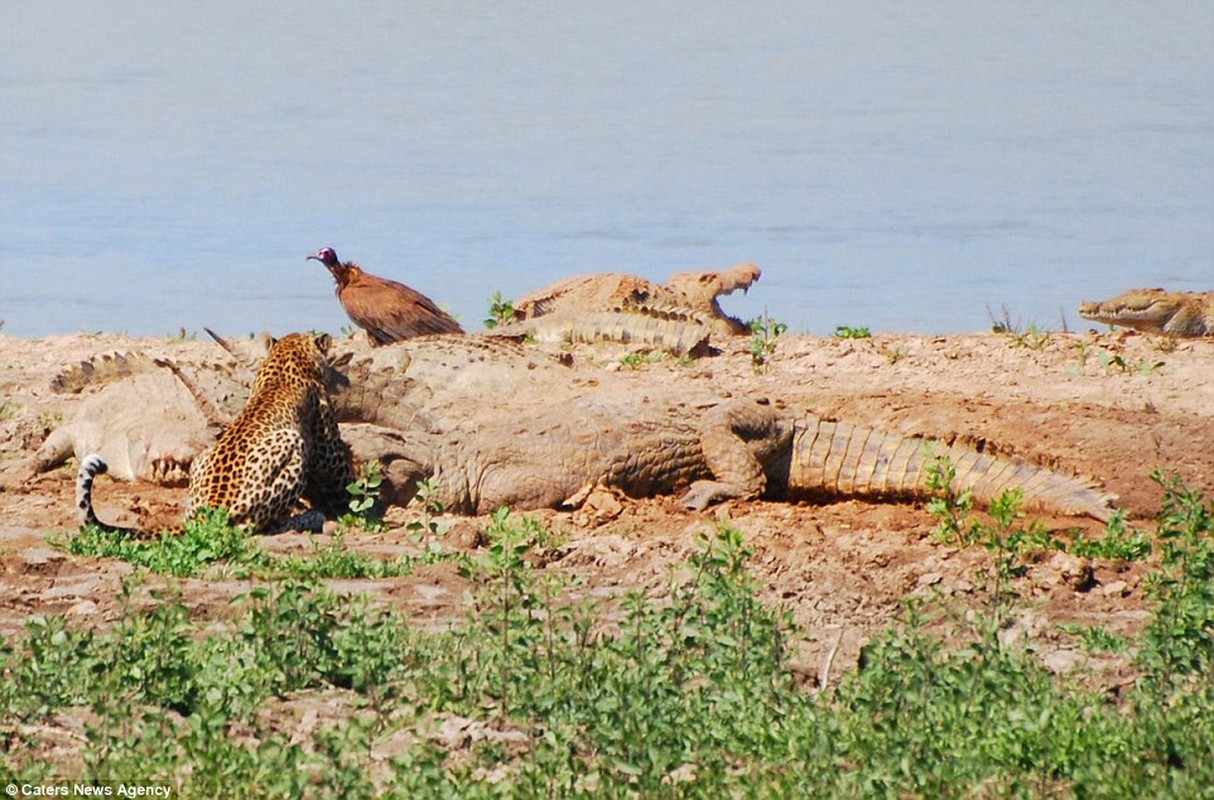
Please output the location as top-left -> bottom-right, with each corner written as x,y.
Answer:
2,3 -> 1211,338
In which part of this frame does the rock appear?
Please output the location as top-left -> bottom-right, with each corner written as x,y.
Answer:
1036,552 -> 1095,592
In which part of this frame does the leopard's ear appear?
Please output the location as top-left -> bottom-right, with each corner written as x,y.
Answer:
311,332 -> 332,353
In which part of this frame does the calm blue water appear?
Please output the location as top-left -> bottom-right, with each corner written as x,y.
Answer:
2,3 -> 1211,338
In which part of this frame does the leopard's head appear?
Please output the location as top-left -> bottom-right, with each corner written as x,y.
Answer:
250,332 -> 333,395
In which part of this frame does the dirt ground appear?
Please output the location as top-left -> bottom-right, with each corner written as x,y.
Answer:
1,327 -> 1212,688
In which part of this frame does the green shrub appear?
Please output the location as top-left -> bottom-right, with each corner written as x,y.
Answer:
1138,470 -> 1214,685
1067,508 -> 1152,561
483,291 -> 515,330
17,482 -> 1214,795
61,507 -> 419,580
747,311 -> 787,373
340,459 -> 386,533
65,506 -> 268,577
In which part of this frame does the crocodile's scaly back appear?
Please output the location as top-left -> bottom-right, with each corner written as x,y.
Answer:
495,311 -> 711,356
329,334 -> 577,430
51,352 -> 156,394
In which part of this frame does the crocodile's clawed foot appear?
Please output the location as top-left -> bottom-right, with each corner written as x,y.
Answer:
681,480 -> 749,511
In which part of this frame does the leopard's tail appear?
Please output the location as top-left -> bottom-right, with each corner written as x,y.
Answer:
76,453 -> 131,533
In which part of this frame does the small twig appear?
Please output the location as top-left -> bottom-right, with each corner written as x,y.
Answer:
1059,306 -> 1071,334
818,625 -> 846,689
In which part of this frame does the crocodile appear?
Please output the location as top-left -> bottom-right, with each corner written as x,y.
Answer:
1078,289 -> 1214,336
15,333 -> 266,484
495,263 -> 761,354
336,384 -> 1117,520
25,371 -> 213,485
321,337 -> 1115,519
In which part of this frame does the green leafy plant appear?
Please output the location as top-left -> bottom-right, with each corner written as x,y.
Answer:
924,451 -> 980,547
456,507 -> 566,725
340,459 -> 386,533
989,305 -> 1052,347
1005,323 -> 1051,350
1077,340 -> 1166,377
747,310 -> 787,373
484,290 -> 516,329
980,488 -> 1037,619
1138,470 -> 1214,686
405,477 -> 449,555
1067,508 -> 1152,560
1059,623 -> 1128,653
833,324 -> 871,339
1116,355 -> 1166,376
61,504 -> 423,581
64,506 -> 268,577
274,531 -> 419,579
925,455 -> 1062,625
618,350 -> 676,370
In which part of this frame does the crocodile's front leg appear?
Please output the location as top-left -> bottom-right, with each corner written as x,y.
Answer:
681,399 -> 793,510
339,423 -> 450,509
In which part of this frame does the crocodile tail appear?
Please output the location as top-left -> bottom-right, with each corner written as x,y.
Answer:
793,418 -> 1118,521
76,453 -> 132,532
919,438 -> 1117,521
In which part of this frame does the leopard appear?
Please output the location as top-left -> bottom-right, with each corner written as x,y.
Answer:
76,332 -> 355,534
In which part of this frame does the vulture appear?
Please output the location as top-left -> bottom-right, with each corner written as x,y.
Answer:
308,247 -> 464,345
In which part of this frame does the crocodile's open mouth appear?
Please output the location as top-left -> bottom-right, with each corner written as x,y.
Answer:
1079,299 -> 1179,321
717,264 -> 761,296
